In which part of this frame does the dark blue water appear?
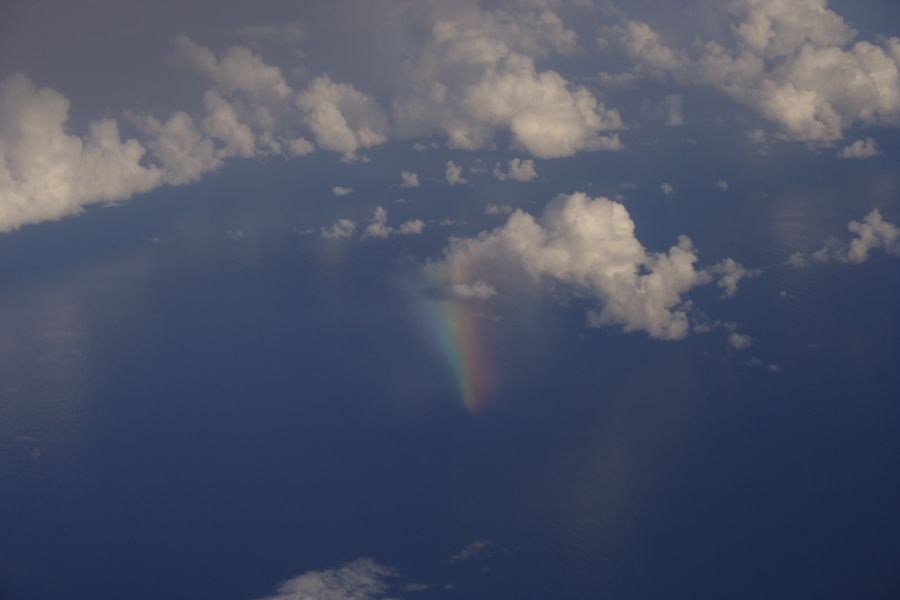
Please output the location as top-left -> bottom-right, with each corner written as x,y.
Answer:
2,144 -> 900,599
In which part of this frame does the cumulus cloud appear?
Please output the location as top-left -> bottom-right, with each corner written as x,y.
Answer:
397,218 -> 426,235
445,161 -> 467,185
0,74 -> 165,232
792,209 -> 900,265
362,206 -> 425,239
175,35 -> 293,99
332,186 -> 353,196
728,332 -> 753,350
400,170 -> 420,188
321,218 -> 357,239
393,5 -> 623,157
296,75 -> 388,161
838,138 -> 879,159
255,558 -> 396,600
710,258 -> 760,297
486,203 -> 514,215
493,158 -> 538,181
599,1 -> 900,143
429,192 -> 719,340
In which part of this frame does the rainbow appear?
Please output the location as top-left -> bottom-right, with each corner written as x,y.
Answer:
413,297 -> 496,414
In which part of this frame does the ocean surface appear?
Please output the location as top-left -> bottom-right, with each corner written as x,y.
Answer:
2,147 -> 900,599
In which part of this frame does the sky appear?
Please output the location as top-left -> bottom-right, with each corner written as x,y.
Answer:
2,0 -> 900,599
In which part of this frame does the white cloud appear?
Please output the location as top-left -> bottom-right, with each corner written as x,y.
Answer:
362,206 -> 392,240
0,74 -> 164,232
429,192 -> 716,340
361,206 -> 425,239
296,75 -> 388,161
838,137 -> 879,159
320,218 -> 357,239
255,558 -> 396,600
486,203 -> 514,215
445,161 -> 467,185
661,182 -> 674,195
728,332 -> 753,350
710,258 -> 759,297
450,540 -> 494,563
175,35 -> 293,99
599,3 -> 900,144
393,6 -> 623,158
400,170 -> 420,188
796,209 -> 900,265
397,219 -> 426,235
493,158 -> 538,181
332,186 -> 353,196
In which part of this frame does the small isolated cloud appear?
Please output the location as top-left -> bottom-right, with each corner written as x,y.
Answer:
321,218 -> 356,239
485,203 -> 514,216
452,280 -> 497,300
400,170 -> 420,188
710,258 -> 760,298
748,129 -> 767,144
716,180 -> 729,191
332,186 -> 354,196
255,558 -> 396,600
397,219 -> 426,235
838,138 -> 879,159
363,206 -> 425,239
747,356 -> 780,373
362,206 -> 392,239
791,209 -> 900,266
493,158 -> 538,182
661,182 -> 674,195
445,161 -> 467,186
451,540 -> 493,563
728,332 -> 753,350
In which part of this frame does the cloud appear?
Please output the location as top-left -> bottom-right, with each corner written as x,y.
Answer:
397,219 -> 426,235
599,2 -> 900,143
716,179 -> 729,191
450,540 -> 494,563
453,280 -> 498,300
838,138 -> 879,159
661,182 -> 674,195
728,332 -> 753,350
393,5 -> 623,157
321,218 -> 357,239
429,192 -> 718,340
493,158 -> 538,182
793,209 -> 900,265
296,75 -> 388,162
445,161 -> 467,185
175,35 -> 293,99
332,186 -> 353,196
255,558 -> 396,600
362,206 -> 425,239
486,203 -> 514,215
710,258 -> 760,297
0,74 -> 165,232
400,170 -> 420,188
